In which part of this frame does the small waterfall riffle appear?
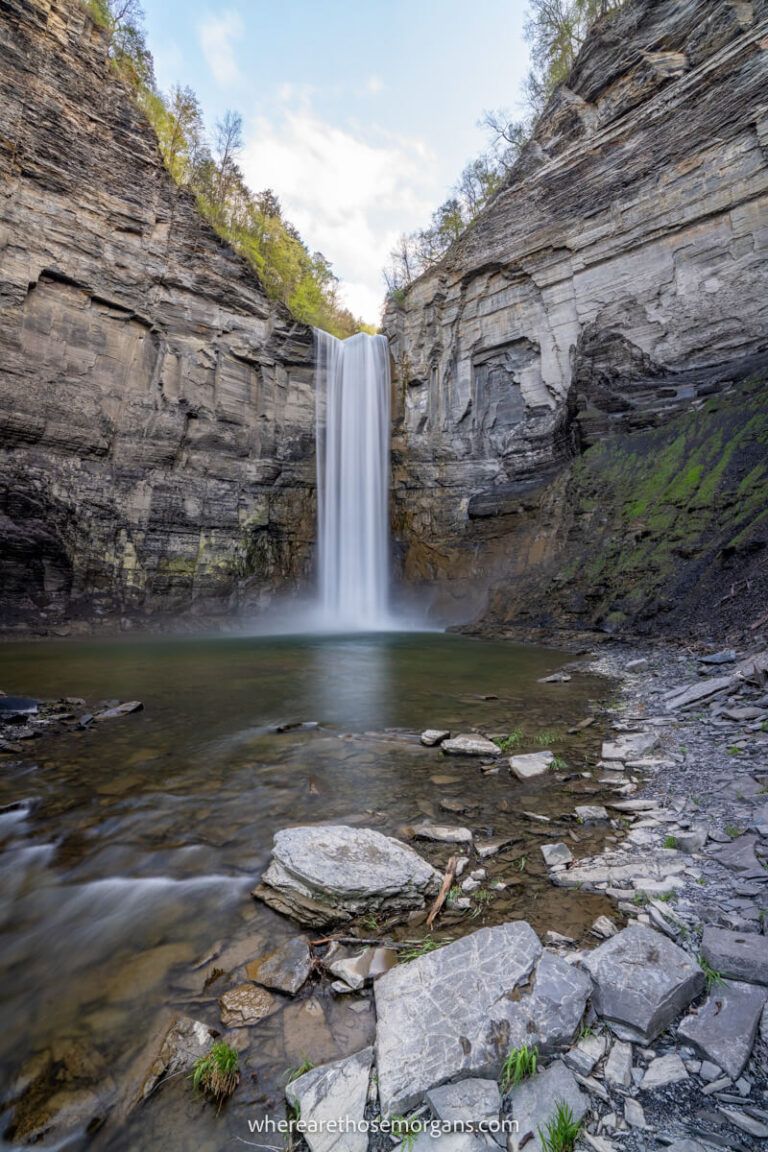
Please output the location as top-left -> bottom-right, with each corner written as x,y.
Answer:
315,329 -> 391,631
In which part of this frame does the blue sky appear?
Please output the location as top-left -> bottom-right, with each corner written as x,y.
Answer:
142,0 -> 530,322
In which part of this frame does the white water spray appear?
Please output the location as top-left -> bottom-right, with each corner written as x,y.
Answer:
315,329 -> 391,630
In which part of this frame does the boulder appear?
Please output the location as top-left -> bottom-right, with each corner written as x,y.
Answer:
326,945 -> 398,990
285,1047 -> 373,1152
421,729 -> 450,746
701,926 -> 768,985
541,842 -> 573,866
576,805 -> 609,822
244,936 -> 312,994
507,1061 -> 588,1152
219,983 -> 280,1027
374,922 -> 542,1115
677,979 -> 767,1079
583,925 -> 705,1042
253,826 -> 441,928
442,734 -> 501,757
509,751 -> 554,780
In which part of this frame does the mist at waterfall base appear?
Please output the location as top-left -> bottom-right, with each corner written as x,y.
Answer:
246,329 -> 430,635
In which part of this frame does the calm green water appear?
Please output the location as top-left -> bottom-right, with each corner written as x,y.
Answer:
0,632 -> 616,1149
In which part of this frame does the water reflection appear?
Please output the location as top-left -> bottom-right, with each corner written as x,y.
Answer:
308,634 -> 394,730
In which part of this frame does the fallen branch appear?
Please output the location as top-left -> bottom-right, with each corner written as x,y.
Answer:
426,854 -> 458,930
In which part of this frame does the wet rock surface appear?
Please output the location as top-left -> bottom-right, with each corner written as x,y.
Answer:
253,825 -> 442,928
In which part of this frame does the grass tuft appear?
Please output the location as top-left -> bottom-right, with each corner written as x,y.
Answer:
495,729 -> 524,752
191,1041 -> 239,1109
399,937 -> 441,963
286,1058 -> 314,1084
538,1100 -> 581,1152
500,1043 -> 538,1092
698,954 -> 724,989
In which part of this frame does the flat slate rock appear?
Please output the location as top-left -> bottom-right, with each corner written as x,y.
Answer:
374,922 -> 542,1115
411,1133 -> 494,1152
604,1039 -> 633,1086
286,1047 -> 373,1152
583,925 -> 705,1042
509,751 -> 554,780
708,834 -> 762,872
524,951 -> 592,1054
507,1061 -> 588,1152
425,1077 -> 501,1126
244,936 -> 311,995
640,1051 -> 688,1090
601,732 -> 657,761
0,696 -> 39,717
678,979 -> 767,1080
93,700 -> 143,721
662,675 -> 735,711
701,926 -> 768,986
441,734 -> 501,757
254,825 -> 441,928
413,823 -> 473,844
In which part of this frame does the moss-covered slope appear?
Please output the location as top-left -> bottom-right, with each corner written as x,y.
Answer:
485,378 -> 768,639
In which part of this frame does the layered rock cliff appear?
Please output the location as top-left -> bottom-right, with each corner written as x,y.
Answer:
0,0 -> 315,629
385,0 -> 768,636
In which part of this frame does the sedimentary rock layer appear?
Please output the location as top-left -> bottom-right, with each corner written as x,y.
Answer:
0,0 -> 315,627
385,0 -> 768,629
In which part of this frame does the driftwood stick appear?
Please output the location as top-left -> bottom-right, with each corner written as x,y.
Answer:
427,854 -> 458,930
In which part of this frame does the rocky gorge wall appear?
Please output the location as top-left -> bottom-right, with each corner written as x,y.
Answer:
385,0 -> 768,636
0,0 -> 316,630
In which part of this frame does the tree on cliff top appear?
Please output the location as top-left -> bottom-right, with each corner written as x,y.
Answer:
84,0 -> 372,338
384,0 -> 626,297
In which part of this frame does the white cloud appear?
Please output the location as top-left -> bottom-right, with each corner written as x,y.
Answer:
198,12 -> 243,88
366,75 -> 384,95
241,101 -> 437,324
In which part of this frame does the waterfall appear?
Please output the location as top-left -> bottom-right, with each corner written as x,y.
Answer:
315,329 -> 391,631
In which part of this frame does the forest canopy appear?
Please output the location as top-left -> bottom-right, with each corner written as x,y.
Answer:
86,0 -> 375,338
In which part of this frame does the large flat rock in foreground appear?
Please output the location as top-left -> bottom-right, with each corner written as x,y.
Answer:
375,922 -> 591,1115
253,825 -> 441,928
583,924 -> 704,1042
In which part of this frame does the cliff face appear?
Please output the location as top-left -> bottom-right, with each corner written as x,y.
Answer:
0,0 -> 316,629
385,0 -> 768,633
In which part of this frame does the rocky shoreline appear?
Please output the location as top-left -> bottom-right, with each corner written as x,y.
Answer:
4,638 -> 768,1150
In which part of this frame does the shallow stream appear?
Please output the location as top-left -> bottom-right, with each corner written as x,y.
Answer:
0,631 -> 619,1149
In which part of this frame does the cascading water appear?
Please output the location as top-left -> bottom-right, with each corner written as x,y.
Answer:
315,329 -> 391,630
